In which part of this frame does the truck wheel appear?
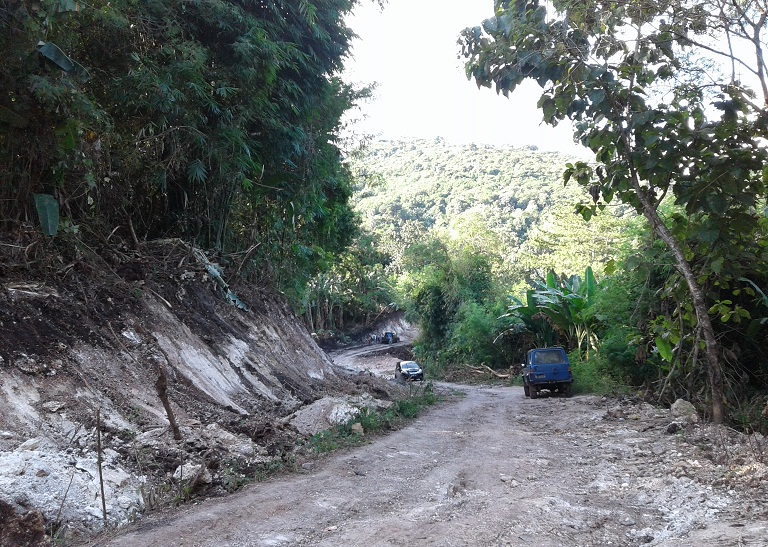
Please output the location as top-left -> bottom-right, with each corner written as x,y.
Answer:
523,384 -> 530,397
564,383 -> 573,397
529,386 -> 539,399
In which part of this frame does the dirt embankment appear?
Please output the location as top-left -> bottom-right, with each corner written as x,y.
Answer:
0,242 -> 401,545
84,382 -> 768,547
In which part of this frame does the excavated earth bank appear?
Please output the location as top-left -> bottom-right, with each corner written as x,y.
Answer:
0,241 -> 402,545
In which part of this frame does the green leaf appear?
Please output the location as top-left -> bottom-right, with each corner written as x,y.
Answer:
55,119 -> 78,151
34,193 -> 59,237
655,336 -> 673,362
186,159 -> 208,184
643,133 -> 660,147
631,110 -> 653,126
705,193 -> 728,215
710,256 -> 724,275
546,270 -> 556,289
37,41 -> 74,71
538,96 -> 556,122
36,41 -> 90,81
583,266 -> 596,305
588,89 -> 605,106
55,0 -> 79,13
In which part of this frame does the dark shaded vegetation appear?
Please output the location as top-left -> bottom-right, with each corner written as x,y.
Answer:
1,0 -> 366,302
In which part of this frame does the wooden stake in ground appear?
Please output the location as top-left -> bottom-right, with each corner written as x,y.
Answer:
96,409 -> 108,526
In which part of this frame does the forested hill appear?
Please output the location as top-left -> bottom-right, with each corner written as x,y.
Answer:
347,138 -> 630,281
351,138 -> 588,246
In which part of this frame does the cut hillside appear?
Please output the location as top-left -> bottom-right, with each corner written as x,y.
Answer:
0,239 -> 400,544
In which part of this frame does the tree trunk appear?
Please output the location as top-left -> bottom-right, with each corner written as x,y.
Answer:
632,183 -> 725,423
306,301 -> 314,333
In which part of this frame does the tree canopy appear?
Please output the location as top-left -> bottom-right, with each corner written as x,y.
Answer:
349,138 -> 630,281
460,0 -> 768,422
1,0 -> 368,297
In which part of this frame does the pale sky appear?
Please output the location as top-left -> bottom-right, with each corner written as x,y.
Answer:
341,0 -> 583,153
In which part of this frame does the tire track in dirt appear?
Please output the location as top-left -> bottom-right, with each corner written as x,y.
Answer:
86,385 -> 768,547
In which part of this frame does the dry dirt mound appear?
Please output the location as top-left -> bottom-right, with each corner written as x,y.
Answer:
0,241 -> 402,543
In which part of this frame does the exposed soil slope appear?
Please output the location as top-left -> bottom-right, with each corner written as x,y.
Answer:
0,241 -> 399,544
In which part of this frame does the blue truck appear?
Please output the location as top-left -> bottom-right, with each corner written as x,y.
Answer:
522,347 -> 573,399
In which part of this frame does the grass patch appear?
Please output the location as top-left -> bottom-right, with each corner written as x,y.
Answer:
507,374 -> 524,387
309,382 -> 439,453
569,351 -> 623,395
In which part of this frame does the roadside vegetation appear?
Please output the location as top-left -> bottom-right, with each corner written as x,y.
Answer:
300,0 -> 768,434
1,0 -> 368,303
459,0 -> 768,427
309,382 -> 440,453
338,135 -> 765,432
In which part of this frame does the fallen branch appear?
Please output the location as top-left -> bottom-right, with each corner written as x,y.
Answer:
462,364 -> 511,379
155,365 -> 182,441
147,287 -> 173,309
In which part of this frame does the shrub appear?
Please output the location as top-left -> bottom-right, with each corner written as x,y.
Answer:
309,382 -> 439,453
569,351 -> 621,395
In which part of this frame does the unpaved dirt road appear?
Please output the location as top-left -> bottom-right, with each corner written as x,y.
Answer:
88,379 -> 768,547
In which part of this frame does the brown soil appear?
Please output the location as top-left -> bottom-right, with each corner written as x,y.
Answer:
81,359 -> 768,546
0,499 -> 47,547
0,238 -> 405,543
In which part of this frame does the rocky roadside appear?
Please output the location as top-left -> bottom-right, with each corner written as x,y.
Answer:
76,387 -> 768,547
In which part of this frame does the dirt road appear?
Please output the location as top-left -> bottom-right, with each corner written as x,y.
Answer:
87,381 -> 768,547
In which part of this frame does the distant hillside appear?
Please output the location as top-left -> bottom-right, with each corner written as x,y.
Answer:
349,137 -> 591,249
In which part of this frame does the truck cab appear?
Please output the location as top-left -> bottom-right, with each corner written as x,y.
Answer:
522,347 -> 573,399
381,331 -> 399,344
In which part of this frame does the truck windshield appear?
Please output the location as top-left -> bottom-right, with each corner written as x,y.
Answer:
533,350 -> 565,365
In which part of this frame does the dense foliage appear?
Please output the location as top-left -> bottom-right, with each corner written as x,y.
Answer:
342,138 -> 639,375
350,138 -> 634,281
460,0 -> 768,422
1,0 -> 366,297
349,137 -> 768,430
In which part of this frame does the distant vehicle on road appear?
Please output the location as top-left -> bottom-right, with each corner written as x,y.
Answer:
381,331 -> 399,344
522,347 -> 573,399
395,360 -> 423,381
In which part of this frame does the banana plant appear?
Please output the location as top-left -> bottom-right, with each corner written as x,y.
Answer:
506,267 -> 598,354
503,289 -> 557,348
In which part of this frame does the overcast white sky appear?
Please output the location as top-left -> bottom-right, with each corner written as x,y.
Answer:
341,0 -> 583,153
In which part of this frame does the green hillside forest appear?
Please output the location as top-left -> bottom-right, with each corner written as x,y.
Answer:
304,132 -> 768,431
1,0 -> 767,430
